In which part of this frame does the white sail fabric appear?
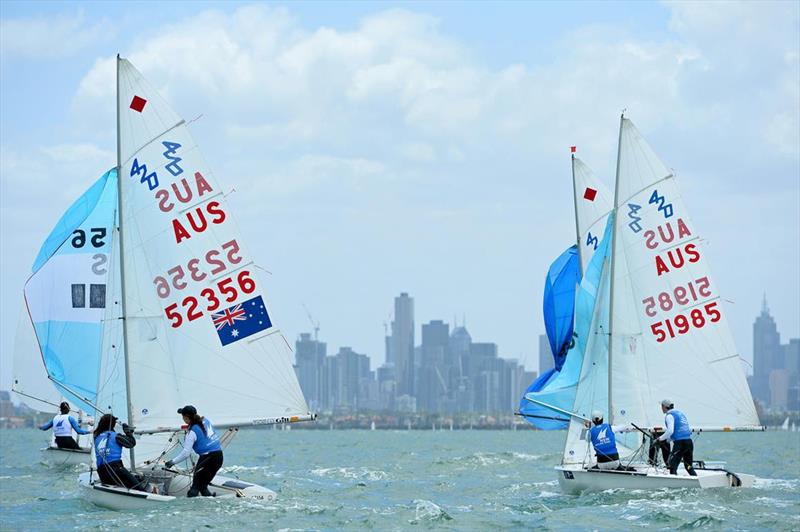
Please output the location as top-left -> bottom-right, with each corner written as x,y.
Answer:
116,58 -> 309,433
12,303 -> 61,412
573,157 -> 613,273
609,118 -> 759,429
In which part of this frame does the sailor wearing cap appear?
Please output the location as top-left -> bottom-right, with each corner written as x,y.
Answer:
164,405 -> 224,497
657,399 -> 697,476
585,411 -> 632,470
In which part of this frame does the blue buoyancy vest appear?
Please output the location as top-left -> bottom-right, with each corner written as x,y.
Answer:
94,431 -> 123,465
590,423 -> 619,458
190,418 -> 222,455
667,409 -> 692,441
52,414 -> 74,437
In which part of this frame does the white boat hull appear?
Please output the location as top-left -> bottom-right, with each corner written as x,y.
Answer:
556,464 -> 755,494
41,446 -> 91,467
78,471 -> 277,510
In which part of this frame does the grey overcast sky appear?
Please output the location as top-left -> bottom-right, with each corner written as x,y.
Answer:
1,1 -> 798,389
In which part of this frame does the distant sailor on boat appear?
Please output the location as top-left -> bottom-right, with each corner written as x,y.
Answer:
657,399 -> 697,476
39,401 -> 90,449
585,410 -> 631,470
164,405 -> 223,497
93,414 -> 143,489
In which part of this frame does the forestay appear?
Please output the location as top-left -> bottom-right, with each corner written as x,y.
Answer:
608,118 -> 758,429
116,58 -> 310,434
21,169 -> 119,414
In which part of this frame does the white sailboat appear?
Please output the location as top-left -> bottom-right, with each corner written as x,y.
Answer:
551,115 -> 764,493
780,417 -> 790,430
13,305 -> 92,466
71,55 -> 314,509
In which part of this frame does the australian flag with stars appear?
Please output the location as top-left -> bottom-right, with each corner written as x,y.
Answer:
212,295 -> 272,346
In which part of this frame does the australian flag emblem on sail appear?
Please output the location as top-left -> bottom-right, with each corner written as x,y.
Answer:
212,295 -> 272,346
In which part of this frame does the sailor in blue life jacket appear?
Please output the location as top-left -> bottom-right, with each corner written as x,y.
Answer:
39,401 -> 91,450
164,405 -> 224,497
657,399 -> 697,476
93,413 -> 143,489
584,411 -> 634,470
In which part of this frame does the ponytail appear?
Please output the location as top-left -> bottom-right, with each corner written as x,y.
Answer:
189,414 -> 207,436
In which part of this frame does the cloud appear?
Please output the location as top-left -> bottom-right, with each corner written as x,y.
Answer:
0,11 -> 112,58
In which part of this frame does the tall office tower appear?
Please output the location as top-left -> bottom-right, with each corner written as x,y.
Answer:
538,334 -> 554,376
752,296 -> 782,405
295,332 -> 327,412
418,319 -> 450,412
390,292 -> 415,397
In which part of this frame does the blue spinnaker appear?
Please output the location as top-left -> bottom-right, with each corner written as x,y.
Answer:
24,169 -> 118,414
543,245 -> 580,371
520,214 -> 613,429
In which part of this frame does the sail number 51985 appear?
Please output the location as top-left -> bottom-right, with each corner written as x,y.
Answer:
649,302 -> 721,342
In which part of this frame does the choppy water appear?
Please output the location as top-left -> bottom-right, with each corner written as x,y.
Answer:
1,428 -> 798,530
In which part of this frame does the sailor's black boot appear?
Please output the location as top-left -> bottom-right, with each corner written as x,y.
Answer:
200,487 -> 215,497
187,487 -> 200,497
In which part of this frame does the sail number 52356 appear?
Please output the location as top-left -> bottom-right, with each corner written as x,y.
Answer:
649,302 -> 721,342
164,270 -> 256,328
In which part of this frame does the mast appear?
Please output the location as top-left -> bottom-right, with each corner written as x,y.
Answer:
570,151 -> 584,276
607,113 -> 624,424
115,54 -> 136,468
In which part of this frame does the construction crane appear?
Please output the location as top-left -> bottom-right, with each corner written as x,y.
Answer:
302,303 -> 320,342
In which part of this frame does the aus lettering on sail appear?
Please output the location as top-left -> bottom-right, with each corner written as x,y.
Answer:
130,141 -> 226,244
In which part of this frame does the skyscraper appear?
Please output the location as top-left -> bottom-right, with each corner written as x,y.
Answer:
539,334 -> 554,376
752,296 -> 781,405
391,292 -> 415,397
295,332 -> 326,411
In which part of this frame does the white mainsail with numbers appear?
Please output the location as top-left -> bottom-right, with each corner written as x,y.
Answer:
112,57 -> 311,436
607,117 -> 758,430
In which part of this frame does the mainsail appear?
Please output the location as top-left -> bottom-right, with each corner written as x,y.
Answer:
18,169 -> 119,414
113,57 -> 311,436
607,118 -> 759,429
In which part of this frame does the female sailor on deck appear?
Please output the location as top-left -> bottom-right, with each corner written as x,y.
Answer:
164,405 -> 223,497
585,411 -> 632,470
39,401 -> 90,449
93,414 -> 142,489
657,399 -> 697,476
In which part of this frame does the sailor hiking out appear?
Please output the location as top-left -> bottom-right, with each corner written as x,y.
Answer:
585,410 -> 633,470
93,414 -> 143,489
39,401 -> 90,449
657,399 -> 697,476
165,405 -> 224,497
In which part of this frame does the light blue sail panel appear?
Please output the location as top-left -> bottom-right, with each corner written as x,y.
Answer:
25,169 -> 118,414
543,245 -> 580,371
520,214 -> 613,429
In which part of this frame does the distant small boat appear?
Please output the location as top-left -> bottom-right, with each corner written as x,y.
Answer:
781,417 -> 790,430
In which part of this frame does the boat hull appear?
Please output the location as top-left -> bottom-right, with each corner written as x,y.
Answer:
41,446 -> 91,467
78,471 -> 277,510
556,464 -> 755,494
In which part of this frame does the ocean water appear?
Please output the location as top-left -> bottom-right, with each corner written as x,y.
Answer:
1,428 -> 798,530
